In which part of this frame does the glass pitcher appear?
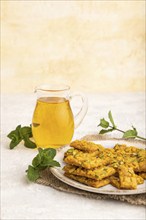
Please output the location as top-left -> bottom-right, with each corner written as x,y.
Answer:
32,84 -> 88,148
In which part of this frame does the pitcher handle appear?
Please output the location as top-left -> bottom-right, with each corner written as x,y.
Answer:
69,93 -> 88,129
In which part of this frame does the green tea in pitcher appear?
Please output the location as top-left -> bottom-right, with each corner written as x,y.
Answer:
32,97 -> 74,148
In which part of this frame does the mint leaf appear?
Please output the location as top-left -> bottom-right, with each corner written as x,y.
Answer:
98,111 -> 146,141
7,125 -> 21,139
44,148 -> 56,159
32,154 -> 41,167
7,125 -> 36,149
7,125 -> 22,149
99,129 -> 114,134
26,148 -> 60,182
9,138 -> 22,149
123,128 -> 138,139
41,156 -> 61,167
27,165 -> 40,182
37,148 -> 56,161
23,137 -> 36,149
20,126 -> 32,138
47,160 -> 61,167
40,155 -> 52,167
7,125 -> 21,138
108,111 -> 116,128
98,118 -> 109,128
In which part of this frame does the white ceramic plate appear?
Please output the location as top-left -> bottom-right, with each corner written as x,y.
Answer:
50,140 -> 146,195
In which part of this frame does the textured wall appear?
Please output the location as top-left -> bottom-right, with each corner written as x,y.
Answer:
1,0 -> 145,93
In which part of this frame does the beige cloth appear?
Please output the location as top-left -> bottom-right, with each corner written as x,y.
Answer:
36,135 -> 146,206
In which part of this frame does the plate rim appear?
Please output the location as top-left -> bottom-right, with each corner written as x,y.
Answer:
50,139 -> 146,195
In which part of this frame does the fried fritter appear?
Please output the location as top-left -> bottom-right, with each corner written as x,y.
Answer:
135,149 -> 146,172
137,172 -> 146,180
98,148 -> 115,159
64,148 -> 98,158
110,176 -> 121,189
114,144 -> 138,155
63,148 -> 110,169
70,140 -> 104,153
110,174 -> 144,189
64,172 -> 110,188
118,165 -> 137,189
114,144 -> 127,152
63,140 -> 146,190
63,164 -> 116,180
135,174 -> 144,184
64,154 -> 109,169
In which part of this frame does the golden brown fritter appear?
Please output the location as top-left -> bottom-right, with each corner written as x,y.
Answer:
110,174 -> 144,189
63,154 -> 109,169
63,140 -> 146,190
64,173 -> 110,188
118,165 -> 137,189
137,172 -> 146,180
135,174 -> 144,184
63,148 -> 110,169
63,164 -> 116,180
64,148 -> 98,158
134,161 -> 146,172
70,140 -> 104,153
114,144 -> 138,155
110,176 -> 121,189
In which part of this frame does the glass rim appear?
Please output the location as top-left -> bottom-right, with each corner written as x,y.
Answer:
35,84 -> 70,92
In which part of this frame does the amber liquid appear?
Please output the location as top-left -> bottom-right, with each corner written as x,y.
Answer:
32,97 -> 74,148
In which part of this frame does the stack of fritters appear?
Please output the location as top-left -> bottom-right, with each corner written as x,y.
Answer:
63,140 -> 146,190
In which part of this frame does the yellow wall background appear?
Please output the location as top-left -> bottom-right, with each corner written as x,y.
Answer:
1,0 -> 145,93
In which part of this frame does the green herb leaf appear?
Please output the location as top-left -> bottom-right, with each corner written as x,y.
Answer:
7,125 -> 36,149
27,165 -> 40,182
98,118 -> 109,128
7,125 -> 22,149
26,148 -> 60,182
9,138 -> 22,149
41,155 -> 60,167
41,155 -> 53,167
98,111 -> 146,140
44,148 -> 56,159
20,126 -> 32,138
7,125 -> 21,139
23,137 -> 37,149
32,154 -> 41,167
99,128 -> 114,134
47,160 -> 61,167
108,111 -> 116,128
123,128 -> 138,139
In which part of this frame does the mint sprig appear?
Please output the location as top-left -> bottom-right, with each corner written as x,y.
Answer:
98,111 -> 146,141
26,148 -> 60,182
7,125 -> 37,149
